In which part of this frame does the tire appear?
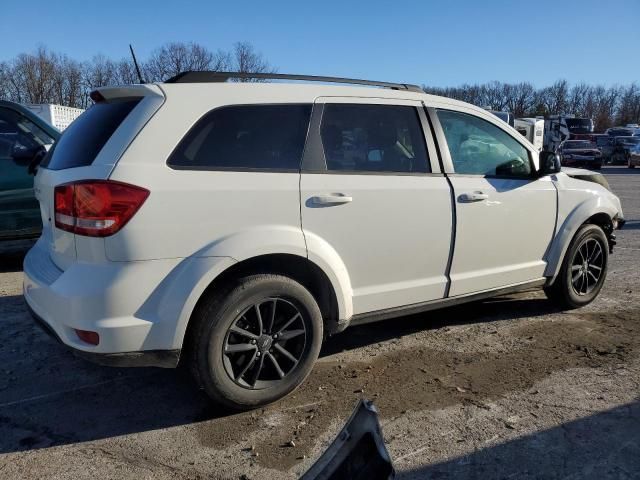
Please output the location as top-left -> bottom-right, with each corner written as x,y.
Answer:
629,159 -> 635,169
188,274 -> 323,410
544,224 -> 608,309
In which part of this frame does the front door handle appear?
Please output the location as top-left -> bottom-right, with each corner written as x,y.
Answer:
458,191 -> 489,203
309,194 -> 353,206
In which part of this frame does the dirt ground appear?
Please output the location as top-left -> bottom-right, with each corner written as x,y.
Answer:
0,166 -> 638,479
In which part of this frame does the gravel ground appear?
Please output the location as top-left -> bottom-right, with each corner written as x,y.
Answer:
0,166 -> 638,479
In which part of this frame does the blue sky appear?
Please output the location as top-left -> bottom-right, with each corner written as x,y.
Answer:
2,0 -> 639,87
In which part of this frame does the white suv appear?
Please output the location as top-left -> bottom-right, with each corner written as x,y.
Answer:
23,73 -> 625,409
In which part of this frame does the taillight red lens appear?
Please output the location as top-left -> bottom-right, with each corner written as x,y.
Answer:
54,180 -> 149,237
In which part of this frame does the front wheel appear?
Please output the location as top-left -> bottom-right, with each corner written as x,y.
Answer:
188,274 -> 323,410
629,159 -> 635,169
544,224 -> 609,309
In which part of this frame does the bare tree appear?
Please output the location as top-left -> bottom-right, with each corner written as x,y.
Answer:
505,82 -> 536,117
616,83 -> 640,126
9,47 -> 60,104
144,42 -> 217,82
230,42 -> 276,81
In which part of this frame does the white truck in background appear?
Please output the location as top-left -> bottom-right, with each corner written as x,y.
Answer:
515,117 -> 545,151
24,104 -> 84,131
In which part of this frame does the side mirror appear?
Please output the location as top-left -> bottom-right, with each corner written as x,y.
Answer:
539,151 -> 561,175
11,145 -> 41,165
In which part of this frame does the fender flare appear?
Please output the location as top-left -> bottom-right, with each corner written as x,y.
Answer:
544,199 -> 616,282
139,226 -> 353,350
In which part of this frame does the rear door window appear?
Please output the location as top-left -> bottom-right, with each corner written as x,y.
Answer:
168,104 -> 312,171
320,104 -> 429,173
41,99 -> 140,170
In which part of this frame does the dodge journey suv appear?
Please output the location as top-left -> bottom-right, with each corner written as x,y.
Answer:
24,72 -> 625,410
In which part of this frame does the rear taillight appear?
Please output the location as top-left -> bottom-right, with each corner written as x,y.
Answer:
54,180 -> 149,237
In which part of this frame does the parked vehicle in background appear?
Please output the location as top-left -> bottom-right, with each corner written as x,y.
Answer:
0,101 -> 60,241
488,110 -> 514,127
557,140 -> 603,170
606,127 -> 637,138
515,117 -> 544,151
585,134 -> 615,162
543,115 -> 594,152
627,143 -> 640,168
610,136 -> 640,165
24,104 -> 84,131
23,72 -> 624,410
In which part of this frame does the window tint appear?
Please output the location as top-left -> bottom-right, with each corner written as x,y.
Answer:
437,110 -> 531,177
320,104 -> 429,173
42,99 -> 140,170
168,105 -> 312,170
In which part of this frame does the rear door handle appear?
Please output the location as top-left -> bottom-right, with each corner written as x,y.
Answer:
458,191 -> 489,203
310,194 -> 353,206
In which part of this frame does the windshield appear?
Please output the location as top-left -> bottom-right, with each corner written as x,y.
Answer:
563,141 -> 594,149
0,107 -> 56,151
565,118 -> 594,134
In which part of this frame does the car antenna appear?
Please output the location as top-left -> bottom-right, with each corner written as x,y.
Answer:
129,44 -> 145,84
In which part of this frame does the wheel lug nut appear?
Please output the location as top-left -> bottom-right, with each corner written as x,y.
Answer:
273,334 -> 278,339
251,340 -> 256,344
256,352 -> 261,357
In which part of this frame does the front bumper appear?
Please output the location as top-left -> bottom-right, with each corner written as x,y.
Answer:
22,238 -> 183,365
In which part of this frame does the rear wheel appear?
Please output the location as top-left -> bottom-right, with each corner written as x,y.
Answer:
629,158 -> 635,169
189,274 -> 323,410
544,224 -> 608,309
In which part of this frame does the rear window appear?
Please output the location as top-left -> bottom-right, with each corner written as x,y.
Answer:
41,99 -> 140,170
168,104 -> 312,171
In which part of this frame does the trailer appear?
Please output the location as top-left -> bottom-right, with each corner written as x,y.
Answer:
515,117 -> 545,151
24,104 -> 84,131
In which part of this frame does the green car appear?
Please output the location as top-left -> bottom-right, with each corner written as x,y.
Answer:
0,101 -> 60,241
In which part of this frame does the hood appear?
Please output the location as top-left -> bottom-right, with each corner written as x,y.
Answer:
561,167 -> 611,191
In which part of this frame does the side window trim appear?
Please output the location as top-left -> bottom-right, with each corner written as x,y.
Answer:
416,106 -> 443,174
302,100 -> 434,175
428,107 -> 536,179
425,106 -> 455,174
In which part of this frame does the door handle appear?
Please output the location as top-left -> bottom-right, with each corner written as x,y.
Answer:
458,191 -> 489,203
310,194 -> 353,206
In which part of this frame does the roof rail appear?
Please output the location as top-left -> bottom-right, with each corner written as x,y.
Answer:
164,71 -> 424,93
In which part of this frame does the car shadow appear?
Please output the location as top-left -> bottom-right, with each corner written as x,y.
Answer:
0,249 -> 30,273
0,291 -> 558,454
602,166 -> 640,175
321,293 -> 559,357
399,400 -> 640,479
620,220 -> 640,231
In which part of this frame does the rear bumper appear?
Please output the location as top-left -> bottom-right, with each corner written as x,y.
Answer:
23,238 -> 183,364
26,302 -> 179,367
